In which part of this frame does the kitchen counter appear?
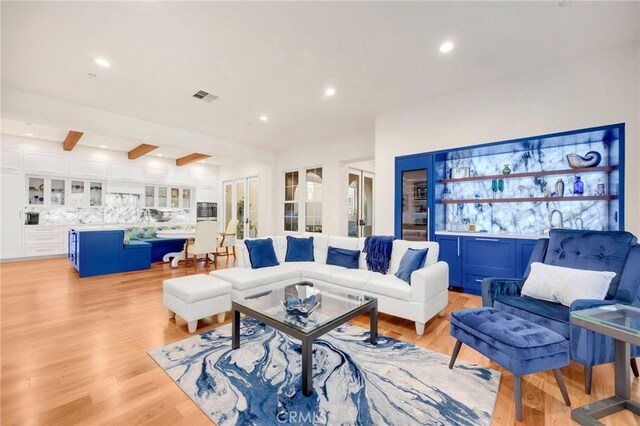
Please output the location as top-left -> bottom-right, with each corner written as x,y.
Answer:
435,231 -> 544,240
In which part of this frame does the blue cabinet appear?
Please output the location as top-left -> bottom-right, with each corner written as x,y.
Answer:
436,234 -> 542,295
516,239 -> 538,278
461,237 -> 516,295
435,235 -> 462,289
68,229 -> 151,278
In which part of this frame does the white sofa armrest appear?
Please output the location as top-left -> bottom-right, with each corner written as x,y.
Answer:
410,261 -> 449,303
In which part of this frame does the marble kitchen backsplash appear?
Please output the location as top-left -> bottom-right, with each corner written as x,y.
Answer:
25,193 -> 191,226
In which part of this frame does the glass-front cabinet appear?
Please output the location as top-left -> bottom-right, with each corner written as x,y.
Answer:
27,176 -> 104,208
145,186 -> 156,207
170,187 -> 180,208
28,177 -> 45,205
182,188 -> 191,210
143,185 -> 194,208
395,155 -> 433,241
158,187 -> 168,207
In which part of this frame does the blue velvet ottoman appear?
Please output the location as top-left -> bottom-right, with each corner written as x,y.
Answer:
449,307 -> 571,421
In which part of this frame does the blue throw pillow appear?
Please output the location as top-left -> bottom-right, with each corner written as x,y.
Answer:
244,238 -> 279,269
395,248 -> 428,284
285,236 -> 314,262
326,246 -> 360,269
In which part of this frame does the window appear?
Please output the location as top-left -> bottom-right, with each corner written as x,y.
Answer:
284,171 -> 299,231
305,167 -> 323,233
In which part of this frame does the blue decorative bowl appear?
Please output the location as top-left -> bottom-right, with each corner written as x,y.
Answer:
281,295 -> 319,317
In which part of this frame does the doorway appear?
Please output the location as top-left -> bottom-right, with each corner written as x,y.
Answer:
347,169 -> 374,238
223,176 -> 259,239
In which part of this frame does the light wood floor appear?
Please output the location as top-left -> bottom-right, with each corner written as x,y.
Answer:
1,257 -> 638,425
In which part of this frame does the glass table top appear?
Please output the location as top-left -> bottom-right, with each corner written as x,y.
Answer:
233,282 -> 375,334
571,304 -> 640,344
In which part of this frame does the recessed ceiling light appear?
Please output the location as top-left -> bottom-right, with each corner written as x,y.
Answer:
439,41 -> 454,53
25,122 -> 32,126
95,58 -> 111,67
260,115 -> 269,122
156,153 -> 163,157
99,145 -> 107,148
324,87 -> 336,97
87,73 -> 97,78
24,132 -> 34,137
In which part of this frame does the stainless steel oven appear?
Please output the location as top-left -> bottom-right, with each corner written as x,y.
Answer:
196,202 -> 217,221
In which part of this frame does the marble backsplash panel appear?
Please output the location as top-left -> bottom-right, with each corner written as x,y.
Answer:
444,140 -> 615,234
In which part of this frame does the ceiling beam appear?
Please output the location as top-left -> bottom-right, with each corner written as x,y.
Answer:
62,130 -> 84,151
176,153 -> 211,166
128,143 -> 159,160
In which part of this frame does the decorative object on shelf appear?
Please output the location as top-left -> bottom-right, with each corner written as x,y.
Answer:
575,217 -> 584,230
573,176 -> 584,195
414,182 -> 427,200
566,151 -> 602,168
450,167 -> 470,179
491,179 -> 498,198
497,179 -> 505,198
596,183 -> 605,196
543,187 -> 551,197
555,179 -> 565,197
502,164 -> 512,175
281,295 -> 319,317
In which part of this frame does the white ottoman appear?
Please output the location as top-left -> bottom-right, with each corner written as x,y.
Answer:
163,274 -> 232,333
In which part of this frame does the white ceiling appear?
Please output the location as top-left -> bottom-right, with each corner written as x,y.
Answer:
2,1 -> 638,152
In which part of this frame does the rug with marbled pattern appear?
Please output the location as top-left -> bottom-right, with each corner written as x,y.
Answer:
149,319 -> 501,425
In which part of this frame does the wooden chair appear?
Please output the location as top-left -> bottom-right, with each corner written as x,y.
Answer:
188,221 -> 218,267
218,219 -> 239,259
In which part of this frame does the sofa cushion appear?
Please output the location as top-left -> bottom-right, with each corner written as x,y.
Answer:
210,266 -> 299,291
326,247 -> 360,269
331,269 -> 382,291
244,238 -> 279,269
310,233 -> 330,264
388,240 -> 439,275
522,262 -> 615,307
544,229 -> 636,299
302,264 -> 349,283
494,295 -> 570,338
366,274 -> 412,301
285,236 -> 314,262
395,248 -> 428,284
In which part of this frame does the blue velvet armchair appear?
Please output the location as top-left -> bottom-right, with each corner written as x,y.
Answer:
482,229 -> 640,393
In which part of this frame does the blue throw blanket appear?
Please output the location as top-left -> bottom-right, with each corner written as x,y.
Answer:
363,236 -> 396,274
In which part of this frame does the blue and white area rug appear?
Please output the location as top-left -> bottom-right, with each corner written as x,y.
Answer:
149,319 -> 500,425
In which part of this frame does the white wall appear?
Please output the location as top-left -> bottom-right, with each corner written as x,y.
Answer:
275,128 -> 375,236
375,44 -> 640,236
218,161 -> 274,236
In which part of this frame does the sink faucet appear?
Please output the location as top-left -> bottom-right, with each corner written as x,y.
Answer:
575,217 -> 584,230
549,209 -> 564,228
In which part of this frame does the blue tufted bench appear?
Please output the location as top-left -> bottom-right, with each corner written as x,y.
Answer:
449,307 -> 571,421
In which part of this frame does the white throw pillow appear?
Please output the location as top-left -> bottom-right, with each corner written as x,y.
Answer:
521,262 -> 616,307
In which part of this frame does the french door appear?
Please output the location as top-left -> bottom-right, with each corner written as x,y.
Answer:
347,170 -> 374,237
223,176 -> 259,239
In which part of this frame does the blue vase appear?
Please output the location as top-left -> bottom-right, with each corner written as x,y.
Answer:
573,176 -> 584,195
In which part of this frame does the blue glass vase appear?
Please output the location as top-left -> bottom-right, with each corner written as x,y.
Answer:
573,176 -> 584,195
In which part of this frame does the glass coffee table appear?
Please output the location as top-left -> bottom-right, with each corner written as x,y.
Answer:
231,282 -> 378,396
570,304 -> 640,425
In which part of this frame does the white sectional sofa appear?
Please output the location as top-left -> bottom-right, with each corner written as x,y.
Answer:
210,234 -> 449,335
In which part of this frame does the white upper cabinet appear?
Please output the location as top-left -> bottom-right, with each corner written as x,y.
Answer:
195,172 -> 216,189
173,170 -> 193,185
1,149 -> 21,173
24,152 -> 68,175
109,163 -> 143,181
144,166 -> 170,183
69,158 -> 108,178
196,187 -> 217,202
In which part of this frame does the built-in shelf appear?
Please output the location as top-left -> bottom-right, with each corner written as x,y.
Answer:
441,195 -> 617,204
440,166 -> 615,184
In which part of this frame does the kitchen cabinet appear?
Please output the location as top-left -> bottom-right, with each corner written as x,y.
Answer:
173,170 -> 192,185
24,152 -> 68,175
69,158 -> 108,179
1,171 -> 24,259
1,149 -> 21,173
196,187 -> 216,203
24,226 -> 64,257
516,239 -> 538,278
145,166 -> 170,183
109,163 -> 143,181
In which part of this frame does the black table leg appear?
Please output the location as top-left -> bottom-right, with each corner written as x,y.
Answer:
232,309 -> 240,349
370,303 -> 378,345
302,337 -> 313,396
